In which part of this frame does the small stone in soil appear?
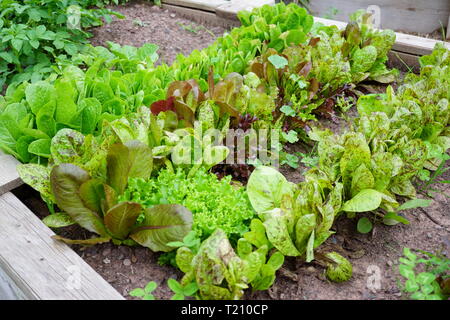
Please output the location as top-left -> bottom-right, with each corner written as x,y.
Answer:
306,266 -> 316,274
123,259 -> 132,266
103,258 -> 111,264
386,260 -> 393,267
131,255 -> 138,263
170,13 -> 176,18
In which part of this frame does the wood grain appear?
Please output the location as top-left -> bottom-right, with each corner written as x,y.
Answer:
162,0 -> 228,12
0,192 -> 124,300
0,150 -> 22,196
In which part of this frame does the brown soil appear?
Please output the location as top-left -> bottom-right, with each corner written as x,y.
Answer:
89,1 -> 229,65
11,1 -> 450,301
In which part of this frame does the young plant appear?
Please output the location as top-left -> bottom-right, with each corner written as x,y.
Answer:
167,278 -> 199,300
398,248 -> 449,300
129,281 -> 158,300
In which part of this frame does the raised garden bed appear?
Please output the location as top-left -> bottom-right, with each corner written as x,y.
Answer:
0,1 -> 449,301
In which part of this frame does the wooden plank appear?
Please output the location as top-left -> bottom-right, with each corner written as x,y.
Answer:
162,0 -> 228,12
314,16 -> 450,56
0,150 -> 22,196
162,4 -> 239,28
309,0 -> 450,34
0,192 -> 124,300
388,51 -> 420,74
216,0 -> 275,21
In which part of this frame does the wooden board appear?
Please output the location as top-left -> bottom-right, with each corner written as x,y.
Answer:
162,0 -> 228,12
0,150 -> 22,196
162,4 -> 239,28
309,0 -> 450,34
0,192 -> 124,300
447,15 -> 450,40
216,0 -> 275,20
314,16 -> 450,56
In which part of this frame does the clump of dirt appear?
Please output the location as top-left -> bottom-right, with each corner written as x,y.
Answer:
89,1 -> 229,65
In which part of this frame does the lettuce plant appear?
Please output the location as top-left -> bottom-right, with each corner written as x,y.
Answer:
46,139 -> 192,251
122,168 -> 255,243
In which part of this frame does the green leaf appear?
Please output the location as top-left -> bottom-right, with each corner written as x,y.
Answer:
244,219 -> 269,248
144,281 -> 157,293
397,199 -> 432,211
129,288 -> 145,297
305,230 -> 315,262
167,278 -> 183,294
383,212 -> 410,226
16,164 -> 53,201
399,264 -> 415,279
28,138 -> 51,157
182,282 -> 198,296
416,272 -> 436,286
282,130 -> 299,143
263,209 -> 300,257
42,212 -> 76,228
25,81 -> 56,115
79,179 -> 104,214
104,202 -> 142,240
405,279 -> 420,292
130,204 -> 193,252
107,140 -> 153,195
280,105 -> 296,117
268,54 -> 288,69
357,217 -> 373,234
247,166 -> 295,214
342,189 -> 383,212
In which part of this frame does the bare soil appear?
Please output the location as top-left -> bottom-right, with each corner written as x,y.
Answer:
89,1 -> 229,65
12,1 -> 450,301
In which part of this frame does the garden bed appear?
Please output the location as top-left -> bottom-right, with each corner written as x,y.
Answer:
1,1 -> 449,301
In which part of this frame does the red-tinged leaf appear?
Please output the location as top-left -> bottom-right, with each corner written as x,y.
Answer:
104,201 -> 142,240
130,204 -> 193,252
150,96 -> 175,115
299,61 -> 312,78
251,62 -> 264,79
167,81 -> 192,99
308,37 -> 321,47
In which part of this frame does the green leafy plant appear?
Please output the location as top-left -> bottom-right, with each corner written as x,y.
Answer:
167,278 -> 199,300
129,281 -> 158,300
122,168 -> 256,243
0,0 -> 123,87
398,248 -> 449,300
45,139 -> 193,250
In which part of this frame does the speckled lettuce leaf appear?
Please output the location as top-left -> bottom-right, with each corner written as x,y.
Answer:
50,164 -> 108,236
351,45 -> 377,73
263,208 -> 300,257
247,166 -> 296,214
243,219 -> 270,248
130,204 -> 193,252
341,189 -> 383,213
16,163 -> 54,202
50,128 -> 85,165
357,94 -> 393,116
42,212 -> 76,228
175,246 -> 195,274
294,214 -> 316,255
340,133 -> 371,192
350,163 -> 375,197
188,229 -> 248,300
251,251 -> 285,291
325,252 -> 353,282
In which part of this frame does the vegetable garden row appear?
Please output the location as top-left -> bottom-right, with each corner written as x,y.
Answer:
0,2 -> 449,300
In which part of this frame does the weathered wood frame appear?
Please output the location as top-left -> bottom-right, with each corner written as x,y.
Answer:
0,0 -> 449,300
